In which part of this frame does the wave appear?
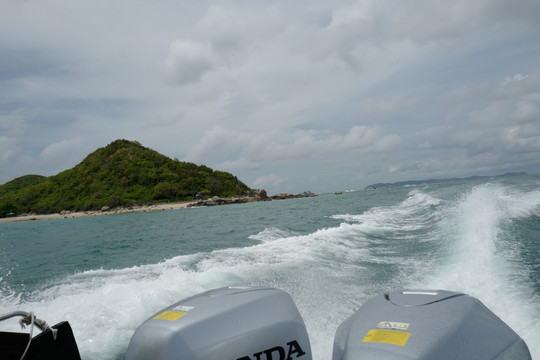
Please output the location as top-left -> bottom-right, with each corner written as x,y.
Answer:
417,182 -> 540,357
248,227 -> 302,242
1,181 -> 538,359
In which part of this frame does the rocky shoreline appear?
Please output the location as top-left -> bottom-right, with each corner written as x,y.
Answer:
0,191 -> 316,223
187,190 -> 316,208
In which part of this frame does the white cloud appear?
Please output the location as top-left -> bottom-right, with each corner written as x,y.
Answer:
340,126 -> 400,152
511,92 -> 540,123
253,173 -> 288,190
162,40 -> 215,86
39,137 -> 90,173
503,73 -> 529,85
186,125 -> 403,176
0,136 -> 18,164
184,125 -> 251,163
0,111 -> 27,136
161,3 -> 286,87
196,3 -> 283,55
1,0 -> 540,192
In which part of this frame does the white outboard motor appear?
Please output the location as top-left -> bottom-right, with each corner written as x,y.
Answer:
125,286 -> 312,360
333,290 -> 532,360
125,287 -> 531,360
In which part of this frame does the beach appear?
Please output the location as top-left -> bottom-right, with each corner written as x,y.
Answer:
0,201 -> 195,224
0,193 -> 315,224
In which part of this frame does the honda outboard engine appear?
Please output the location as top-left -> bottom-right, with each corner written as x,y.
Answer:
333,290 -> 531,360
125,286 -> 312,360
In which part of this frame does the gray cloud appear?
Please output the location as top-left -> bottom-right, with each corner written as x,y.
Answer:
1,0 -> 539,194
163,40 -> 215,86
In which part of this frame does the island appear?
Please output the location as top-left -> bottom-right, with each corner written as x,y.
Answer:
0,139 -> 315,222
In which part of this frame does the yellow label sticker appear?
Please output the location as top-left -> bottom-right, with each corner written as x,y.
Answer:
362,329 -> 410,346
153,311 -> 187,321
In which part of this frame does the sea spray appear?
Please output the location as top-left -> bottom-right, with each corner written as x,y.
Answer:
418,182 -> 540,356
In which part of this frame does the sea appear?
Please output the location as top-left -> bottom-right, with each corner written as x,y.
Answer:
1,175 -> 539,359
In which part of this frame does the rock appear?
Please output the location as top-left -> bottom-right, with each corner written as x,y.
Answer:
271,193 -> 294,200
101,206 -> 110,212
185,191 -> 316,208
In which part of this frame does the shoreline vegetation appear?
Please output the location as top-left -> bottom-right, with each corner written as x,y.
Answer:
0,139 -> 255,218
0,192 -> 316,224
0,139 -> 318,223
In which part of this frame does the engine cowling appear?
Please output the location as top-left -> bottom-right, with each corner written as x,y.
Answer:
125,286 -> 312,360
333,290 -> 531,360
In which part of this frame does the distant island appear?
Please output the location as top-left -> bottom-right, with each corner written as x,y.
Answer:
364,172 -> 528,189
0,140 -> 256,217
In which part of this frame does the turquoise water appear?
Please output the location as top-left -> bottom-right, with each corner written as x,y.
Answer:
1,175 -> 539,359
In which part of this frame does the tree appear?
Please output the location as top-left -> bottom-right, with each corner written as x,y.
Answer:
0,200 -> 19,217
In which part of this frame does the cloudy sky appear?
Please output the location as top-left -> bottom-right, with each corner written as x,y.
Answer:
1,0 -> 539,194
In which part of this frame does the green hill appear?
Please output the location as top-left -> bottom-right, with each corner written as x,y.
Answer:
0,139 -> 253,216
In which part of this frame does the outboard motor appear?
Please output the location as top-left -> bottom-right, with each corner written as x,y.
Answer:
125,286 -> 312,360
333,290 -> 531,360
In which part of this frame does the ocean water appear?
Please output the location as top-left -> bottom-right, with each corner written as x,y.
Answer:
1,175 -> 539,359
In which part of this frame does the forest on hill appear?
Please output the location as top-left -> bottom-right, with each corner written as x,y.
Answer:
0,140 -> 253,216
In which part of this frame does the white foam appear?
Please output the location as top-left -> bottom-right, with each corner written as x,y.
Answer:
417,183 -> 540,357
248,227 -> 301,242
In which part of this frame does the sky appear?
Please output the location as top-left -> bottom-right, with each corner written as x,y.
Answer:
1,0 -> 540,194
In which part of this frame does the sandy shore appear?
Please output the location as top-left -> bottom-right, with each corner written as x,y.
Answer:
0,201 -> 196,224
0,194 -> 313,224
